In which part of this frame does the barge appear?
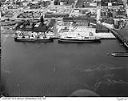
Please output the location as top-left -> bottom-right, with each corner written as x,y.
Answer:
111,52 -> 128,57
58,33 -> 101,43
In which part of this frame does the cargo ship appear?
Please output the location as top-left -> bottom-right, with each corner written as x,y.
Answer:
14,37 -> 53,42
14,16 -> 54,43
14,31 -> 53,43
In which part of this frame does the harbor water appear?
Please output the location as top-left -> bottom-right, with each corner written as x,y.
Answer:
1,33 -> 128,96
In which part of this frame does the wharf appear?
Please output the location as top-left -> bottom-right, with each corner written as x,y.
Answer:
57,24 -> 115,39
95,32 -> 115,39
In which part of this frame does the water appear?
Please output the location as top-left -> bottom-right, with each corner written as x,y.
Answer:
1,34 -> 128,96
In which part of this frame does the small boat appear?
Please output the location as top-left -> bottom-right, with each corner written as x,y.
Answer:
111,52 -> 128,57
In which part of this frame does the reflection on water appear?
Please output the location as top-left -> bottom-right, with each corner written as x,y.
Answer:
1,34 -> 128,96
79,65 -> 128,96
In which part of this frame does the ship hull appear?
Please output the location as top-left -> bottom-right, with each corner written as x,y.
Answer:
14,37 -> 53,43
58,38 -> 101,43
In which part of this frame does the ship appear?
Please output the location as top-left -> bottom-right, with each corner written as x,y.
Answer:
58,37 -> 101,43
14,31 -> 53,43
14,37 -> 53,43
14,16 -> 54,43
58,32 -> 101,43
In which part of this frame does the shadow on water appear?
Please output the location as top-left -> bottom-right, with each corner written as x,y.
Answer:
95,67 -> 128,96
1,77 -> 9,97
1,65 -> 128,97
73,65 -> 128,96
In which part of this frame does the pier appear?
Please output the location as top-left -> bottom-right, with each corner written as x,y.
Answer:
100,23 -> 128,49
111,28 -> 128,48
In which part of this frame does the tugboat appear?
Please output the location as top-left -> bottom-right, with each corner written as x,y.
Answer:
58,32 -> 101,43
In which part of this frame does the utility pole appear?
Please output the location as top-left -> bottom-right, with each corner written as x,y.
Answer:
96,0 -> 101,21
